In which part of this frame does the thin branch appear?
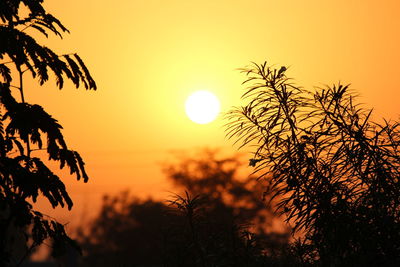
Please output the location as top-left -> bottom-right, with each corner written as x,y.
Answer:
17,67 -> 31,157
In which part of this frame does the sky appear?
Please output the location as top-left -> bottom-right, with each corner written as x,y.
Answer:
22,0 -> 400,226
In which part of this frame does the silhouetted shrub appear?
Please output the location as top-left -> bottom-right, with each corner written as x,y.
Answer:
225,62 -> 400,266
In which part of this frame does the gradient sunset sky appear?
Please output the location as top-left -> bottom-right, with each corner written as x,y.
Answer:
26,0 -> 400,225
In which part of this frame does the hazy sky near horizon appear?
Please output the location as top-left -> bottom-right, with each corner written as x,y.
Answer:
24,0 -> 400,224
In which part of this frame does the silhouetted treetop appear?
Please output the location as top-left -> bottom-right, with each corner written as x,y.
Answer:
0,0 -> 96,90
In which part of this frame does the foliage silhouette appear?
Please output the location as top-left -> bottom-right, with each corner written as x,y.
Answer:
79,150 -> 294,267
164,149 -> 282,236
79,193 -> 173,266
225,62 -> 400,265
0,1 -> 96,265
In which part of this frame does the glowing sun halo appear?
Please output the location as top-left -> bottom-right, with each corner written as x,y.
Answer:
185,90 -> 220,124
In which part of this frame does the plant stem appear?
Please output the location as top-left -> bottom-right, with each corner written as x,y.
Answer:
18,68 -> 25,103
17,68 -> 30,157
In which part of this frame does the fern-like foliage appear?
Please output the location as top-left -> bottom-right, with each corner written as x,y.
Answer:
0,1 -> 95,265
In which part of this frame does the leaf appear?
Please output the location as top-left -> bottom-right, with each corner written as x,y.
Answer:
0,64 -> 11,83
12,137 -> 24,155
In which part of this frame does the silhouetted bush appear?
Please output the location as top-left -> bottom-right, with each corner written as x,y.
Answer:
225,62 -> 400,266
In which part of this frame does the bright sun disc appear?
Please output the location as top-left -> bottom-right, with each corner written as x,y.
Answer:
185,90 -> 220,124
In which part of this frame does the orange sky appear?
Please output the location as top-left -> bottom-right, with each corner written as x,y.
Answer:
23,0 -> 400,227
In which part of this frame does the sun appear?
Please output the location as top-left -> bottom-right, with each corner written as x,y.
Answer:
185,90 -> 220,124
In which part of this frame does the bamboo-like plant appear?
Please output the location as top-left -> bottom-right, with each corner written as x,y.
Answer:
226,62 -> 400,265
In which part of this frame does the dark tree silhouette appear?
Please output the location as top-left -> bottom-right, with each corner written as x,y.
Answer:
79,150 -> 294,267
79,192 -> 174,267
164,149 -> 288,240
0,1 -> 96,265
163,150 -> 292,266
225,62 -> 400,265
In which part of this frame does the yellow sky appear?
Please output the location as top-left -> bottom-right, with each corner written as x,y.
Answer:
24,0 -> 400,225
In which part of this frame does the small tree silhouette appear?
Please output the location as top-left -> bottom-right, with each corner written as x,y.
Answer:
225,62 -> 400,265
0,1 -> 96,265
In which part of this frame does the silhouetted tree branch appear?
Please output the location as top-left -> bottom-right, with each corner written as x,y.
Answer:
0,1 -> 96,265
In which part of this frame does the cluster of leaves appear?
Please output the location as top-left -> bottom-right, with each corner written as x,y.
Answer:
226,62 -> 400,265
0,0 -> 96,90
0,1 -> 95,265
79,151 -> 295,267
